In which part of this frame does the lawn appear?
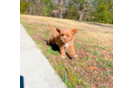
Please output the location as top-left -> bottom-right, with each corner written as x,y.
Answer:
20,14 -> 113,88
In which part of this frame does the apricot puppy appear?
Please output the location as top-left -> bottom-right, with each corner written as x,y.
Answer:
48,24 -> 78,58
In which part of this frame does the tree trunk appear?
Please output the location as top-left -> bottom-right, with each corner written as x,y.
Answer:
60,10 -> 62,19
79,12 -> 83,21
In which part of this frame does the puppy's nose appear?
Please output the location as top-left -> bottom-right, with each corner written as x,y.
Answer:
63,37 -> 65,40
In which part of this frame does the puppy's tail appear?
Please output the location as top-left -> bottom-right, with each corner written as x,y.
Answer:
48,23 -> 55,31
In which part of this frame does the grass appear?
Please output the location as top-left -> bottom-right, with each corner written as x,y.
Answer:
20,14 -> 113,88
44,34 -> 50,38
40,46 -> 44,50
87,49 -> 92,53
46,47 -> 59,56
39,23 -> 46,26
93,51 -> 99,56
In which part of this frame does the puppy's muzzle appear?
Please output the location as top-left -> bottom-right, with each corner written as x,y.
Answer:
63,37 -> 65,40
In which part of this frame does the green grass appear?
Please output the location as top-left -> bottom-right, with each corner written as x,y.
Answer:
29,32 -> 34,36
96,57 -> 103,62
105,61 -> 113,68
96,57 -> 113,70
89,44 -> 106,50
83,57 -> 90,60
39,24 -> 46,26
67,83 -> 73,88
93,51 -> 99,56
62,71 -> 68,83
101,86 -> 104,88
21,21 -> 25,25
105,71 -> 109,76
73,42 -> 82,49
108,61 -> 113,67
83,85 -> 90,88
40,46 -> 44,50
91,80 -> 93,83
77,78 -> 82,85
33,39 -> 36,42
44,34 -> 50,39
55,64 -> 60,69
87,49 -> 92,53
46,47 -> 56,55
39,39 -> 42,44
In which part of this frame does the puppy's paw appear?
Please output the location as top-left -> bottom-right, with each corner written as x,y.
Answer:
74,55 -> 78,57
61,56 -> 66,58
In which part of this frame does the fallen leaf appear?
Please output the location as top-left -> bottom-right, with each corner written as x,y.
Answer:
49,58 -> 53,62
65,68 -> 73,83
90,66 -> 96,71
67,75 -> 73,83
65,68 -> 70,76
98,77 -> 101,81
105,68 -> 109,71
100,68 -> 103,71
52,62 -> 56,66
55,58 -> 58,62
85,66 -> 87,69
82,81 -> 89,85
111,76 -> 113,79
106,56 -> 109,59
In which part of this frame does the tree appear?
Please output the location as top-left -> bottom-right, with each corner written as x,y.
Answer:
43,0 -> 56,16
63,2 -> 78,19
20,0 -> 113,24
20,0 -> 26,14
91,0 -> 113,24
54,0 -> 69,19
71,0 -> 90,21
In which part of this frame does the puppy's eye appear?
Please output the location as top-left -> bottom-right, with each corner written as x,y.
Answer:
67,36 -> 69,37
61,34 -> 64,36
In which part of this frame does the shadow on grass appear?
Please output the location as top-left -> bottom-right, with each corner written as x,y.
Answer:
42,39 -> 73,60
68,19 -> 113,28
87,22 -> 113,28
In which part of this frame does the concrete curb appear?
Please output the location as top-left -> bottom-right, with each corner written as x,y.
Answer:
20,23 -> 67,88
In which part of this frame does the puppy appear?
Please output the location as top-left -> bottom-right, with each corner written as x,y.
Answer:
48,24 -> 78,58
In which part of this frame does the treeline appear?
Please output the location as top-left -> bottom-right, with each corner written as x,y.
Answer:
20,0 -> 113,24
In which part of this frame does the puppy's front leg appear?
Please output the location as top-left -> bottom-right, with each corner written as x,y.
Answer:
68,45 -> 78,58
60,47 -> 66,58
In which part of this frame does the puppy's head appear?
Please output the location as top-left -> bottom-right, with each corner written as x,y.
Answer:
56,28 -> 78,43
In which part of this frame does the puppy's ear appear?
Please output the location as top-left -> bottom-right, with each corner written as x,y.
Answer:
71,28 -> 78,36
56,28 -> 61,33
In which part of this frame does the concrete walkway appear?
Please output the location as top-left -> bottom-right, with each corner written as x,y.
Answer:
20,23 -> 67,88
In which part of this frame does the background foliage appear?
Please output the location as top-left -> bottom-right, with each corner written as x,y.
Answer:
20,0 -> 113,24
